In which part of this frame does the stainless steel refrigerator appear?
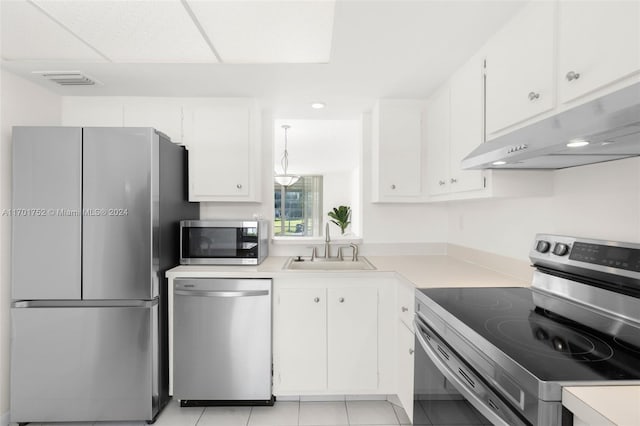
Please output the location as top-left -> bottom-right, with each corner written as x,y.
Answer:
10,127 -> 198,423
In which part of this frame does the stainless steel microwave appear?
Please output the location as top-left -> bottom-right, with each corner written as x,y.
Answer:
179,220 -> 269,265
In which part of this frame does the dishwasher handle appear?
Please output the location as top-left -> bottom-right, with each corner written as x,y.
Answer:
174,289 -> 269,298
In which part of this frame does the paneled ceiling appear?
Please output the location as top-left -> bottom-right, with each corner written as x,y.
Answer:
0,0 -> 527,118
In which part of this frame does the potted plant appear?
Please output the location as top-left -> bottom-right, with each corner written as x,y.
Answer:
328,205 -> 352,235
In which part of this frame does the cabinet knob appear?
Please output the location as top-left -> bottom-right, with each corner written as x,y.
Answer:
338,297 -> 345,303
236,184 -> 243,189
438,180 -> 446,186
390,184 -> 396,190
528,92 -> 540,101
313,297 -> 320,303
450,178 -> 457,184
401,306 -> 409,312
566,71 -> 581,82
409,349 -> 414,355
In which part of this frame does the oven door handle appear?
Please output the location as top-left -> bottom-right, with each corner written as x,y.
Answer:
414,319 -> 522,426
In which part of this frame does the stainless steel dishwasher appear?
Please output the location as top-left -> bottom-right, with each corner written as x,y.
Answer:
173,278 -> 274,406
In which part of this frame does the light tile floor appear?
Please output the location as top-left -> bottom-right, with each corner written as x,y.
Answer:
14,399 -> 492,426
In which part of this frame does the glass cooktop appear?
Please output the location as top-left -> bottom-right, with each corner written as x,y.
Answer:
419,287 -> 640,382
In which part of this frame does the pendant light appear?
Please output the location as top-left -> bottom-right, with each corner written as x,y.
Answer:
274,124 -> 300,187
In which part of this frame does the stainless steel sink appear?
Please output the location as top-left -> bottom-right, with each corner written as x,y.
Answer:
284,256 -> 376,271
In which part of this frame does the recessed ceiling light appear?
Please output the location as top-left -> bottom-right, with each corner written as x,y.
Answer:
311,102 -> 326,109
567,139 -> 590,148
492,161 -> 507,166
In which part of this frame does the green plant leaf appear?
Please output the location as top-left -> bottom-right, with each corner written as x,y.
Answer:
327,205 -> 351,235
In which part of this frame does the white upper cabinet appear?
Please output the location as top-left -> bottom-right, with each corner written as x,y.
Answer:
123,100 -> 183,143
557,0 -> 640,105
425,87 -> 451,196
184,100 -> 261,202
448,54 -> 485,193
371,100 -> 424,202
426,54 -> 485,198
485,1 -> 556,135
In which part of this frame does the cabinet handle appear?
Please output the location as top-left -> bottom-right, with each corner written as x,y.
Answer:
450,178 -> 457,184
236,184 -> 243,189
409,348 -> 414,355
438,180 -> 446,186
390,184 -> 396,190
338,297 -> 345,303
313,297 -> 320,303
528,92 -> 540,101
401,306 -> 409,312
566,71 -> 581,82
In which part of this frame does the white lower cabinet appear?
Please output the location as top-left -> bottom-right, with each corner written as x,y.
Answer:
327,287 -> 378,391
276,287 -> 328,392
273,277 -> 395,396
397,321 -> 414,423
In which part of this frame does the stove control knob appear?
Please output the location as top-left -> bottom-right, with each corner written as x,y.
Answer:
535,240 -> 551,253
553,243 -> 570,256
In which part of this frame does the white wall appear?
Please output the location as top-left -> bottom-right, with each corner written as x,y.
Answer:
0,70 -> 61,419
447,157 -> 640,261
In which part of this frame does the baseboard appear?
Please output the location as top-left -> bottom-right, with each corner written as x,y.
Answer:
1,410 -> 9,426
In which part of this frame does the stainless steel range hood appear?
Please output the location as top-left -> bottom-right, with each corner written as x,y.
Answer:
462,82 -> 640,170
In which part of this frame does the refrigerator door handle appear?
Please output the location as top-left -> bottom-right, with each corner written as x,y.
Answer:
12,299 -> 159,308
174,289 -> 269,298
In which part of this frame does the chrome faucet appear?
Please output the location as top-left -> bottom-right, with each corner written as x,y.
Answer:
349,242 -> 359,261
324,223 -> 331,258
337,243 -> 359,261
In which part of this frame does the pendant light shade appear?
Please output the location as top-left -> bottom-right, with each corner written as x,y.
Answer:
274,125 -> 300,187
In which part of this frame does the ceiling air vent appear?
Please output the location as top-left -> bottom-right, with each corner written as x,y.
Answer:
32,71 -> 100,86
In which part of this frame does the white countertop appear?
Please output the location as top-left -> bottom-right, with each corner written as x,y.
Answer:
563,386 -> 640,426
166,255 -> 640,421
166,255 -> 529,288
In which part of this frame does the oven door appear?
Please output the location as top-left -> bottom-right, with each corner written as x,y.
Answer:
414,315 -> 528,426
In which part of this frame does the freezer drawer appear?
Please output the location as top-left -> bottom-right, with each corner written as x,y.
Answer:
10,304 -> 159,422
173,278 -> 273,402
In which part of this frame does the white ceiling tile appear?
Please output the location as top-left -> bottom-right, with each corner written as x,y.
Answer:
1,0 -> 107,61
31,0 -> 218,63
186,0 -> 335,63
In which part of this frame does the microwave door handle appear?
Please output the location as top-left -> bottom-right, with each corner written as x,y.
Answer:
414,320 -> 519,426
174,289 -> 269,298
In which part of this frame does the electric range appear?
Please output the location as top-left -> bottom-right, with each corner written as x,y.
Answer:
414,234 -> 640,426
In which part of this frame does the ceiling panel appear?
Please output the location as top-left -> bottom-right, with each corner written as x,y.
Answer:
186,0 -> 335,63
31,0 -> 218,63
1,0 -> 107,61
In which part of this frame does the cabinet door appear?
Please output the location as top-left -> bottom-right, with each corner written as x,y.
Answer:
12,127 -> 82,300
276,288 -> 327,392
327,287 -> 378,391
187,104 -> 252,200
123,101 -> 182,143
397,322 -> 414,424
425,87 -> 450,196
449,55 -> 485,193
558,0 -> 640,104
485,1 -> 556,135
373,100 -> 422,199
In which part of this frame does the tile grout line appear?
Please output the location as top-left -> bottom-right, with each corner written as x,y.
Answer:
390,401 -> 401,425
246,405 -> 254,426
194,405 -> 205,426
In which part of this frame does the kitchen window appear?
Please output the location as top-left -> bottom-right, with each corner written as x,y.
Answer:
274,176 -> 323,237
